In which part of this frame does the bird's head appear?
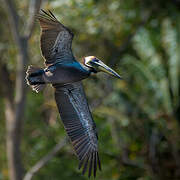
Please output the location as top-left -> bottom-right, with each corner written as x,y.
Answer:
84,56 -> 122,79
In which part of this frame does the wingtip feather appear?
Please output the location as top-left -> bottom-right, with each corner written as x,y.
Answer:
97,152 -> 102,171
93,152 -> 97,177
37,9 -> 57,22
88,153 -> 93,178
48,10 -> 57,20
82,154 -> 90,175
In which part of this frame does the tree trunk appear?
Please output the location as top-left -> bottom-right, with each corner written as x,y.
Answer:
5,99 -> 23,180
2,0 -> 41,179
5,38 -> 28,180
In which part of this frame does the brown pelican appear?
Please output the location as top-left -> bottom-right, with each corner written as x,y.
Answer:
26,10 -> 121,178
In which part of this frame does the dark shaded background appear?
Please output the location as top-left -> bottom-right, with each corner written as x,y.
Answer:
0,0 -> 180,179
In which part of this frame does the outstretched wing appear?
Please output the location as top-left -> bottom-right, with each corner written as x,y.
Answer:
53,82 -> 101,178
37,10 -> 74,65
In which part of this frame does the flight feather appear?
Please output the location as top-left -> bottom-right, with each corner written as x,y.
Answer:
53,82 -> 101,177
36,10 -> 74,65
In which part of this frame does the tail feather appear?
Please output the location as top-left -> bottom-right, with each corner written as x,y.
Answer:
26,65 -> 46,93
26,65 -> 40,74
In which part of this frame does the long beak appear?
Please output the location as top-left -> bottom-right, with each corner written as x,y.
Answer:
92,60 -> 122,79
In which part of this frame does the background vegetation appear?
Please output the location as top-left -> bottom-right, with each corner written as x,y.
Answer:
0,0 -> 180,179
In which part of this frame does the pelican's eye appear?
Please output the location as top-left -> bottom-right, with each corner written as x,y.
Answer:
93,58 -> 99,62
89,58 -> 99,65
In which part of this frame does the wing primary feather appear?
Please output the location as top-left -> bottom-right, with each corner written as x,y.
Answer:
39,9 -> 56,22
46,10 -> 56,21
82,153 -> 90,174
78,143 -> 91,160
78,157 -> 85,170
88,152 -> 93,178
94,152 -> 97,177
79,143 -> 91,161
36,14 -> 50,21
36,14 -> 54,23
40,9 -> 51,18
78,145 -> 90,170
77,144 -> 90,161
79,142 -> 91,160
40,9 -> 73,34
48,10 -> 58,20
97,152 -> 102,171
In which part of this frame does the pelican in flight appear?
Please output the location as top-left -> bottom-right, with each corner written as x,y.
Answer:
26,10 -> 121,177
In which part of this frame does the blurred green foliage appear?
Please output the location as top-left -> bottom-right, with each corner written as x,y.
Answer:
0,0 -> 180,179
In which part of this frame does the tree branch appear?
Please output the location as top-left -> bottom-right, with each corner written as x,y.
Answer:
0,63 -> 14,103
2,1 -> 42,179
2,0 -> 21,48
149,128 -> 160,173
23,138 -> 67,180
24,0 -> 41,40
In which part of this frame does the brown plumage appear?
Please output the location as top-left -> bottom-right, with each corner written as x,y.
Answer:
37,9 -> 74,64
